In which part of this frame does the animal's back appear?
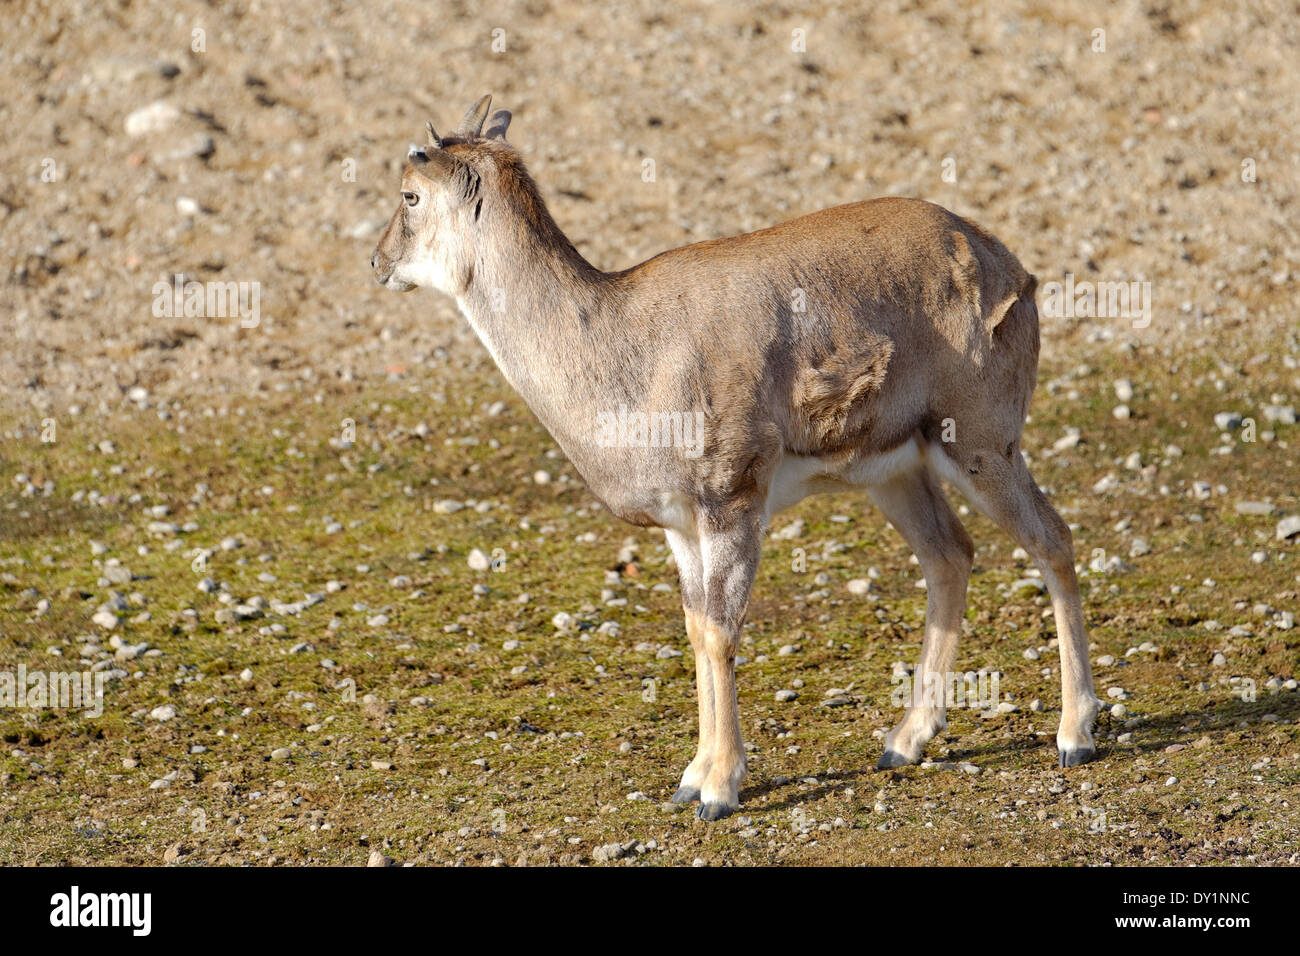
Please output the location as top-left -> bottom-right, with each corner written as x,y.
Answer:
626,196 -> 1031,329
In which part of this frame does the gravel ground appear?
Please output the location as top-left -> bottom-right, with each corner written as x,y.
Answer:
1,0 -> 1298,866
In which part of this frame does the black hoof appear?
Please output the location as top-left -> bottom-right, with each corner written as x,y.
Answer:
876,749 -> 911,770
670,786 -> 700,804
696,802 -> 735,822
1058,746 -> 1097,768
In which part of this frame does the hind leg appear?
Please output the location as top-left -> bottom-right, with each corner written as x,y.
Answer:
665,529 -> 713,803
932,444 -> 1102,766
869,465 -> 974,767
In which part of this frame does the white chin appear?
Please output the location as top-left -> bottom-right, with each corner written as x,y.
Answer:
386,277 -> 417,292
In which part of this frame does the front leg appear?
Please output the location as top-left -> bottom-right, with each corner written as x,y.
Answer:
673,609 -> 714,803
665,530 -> 711,804
695,514 -> 762,821
697,617 -> 747,820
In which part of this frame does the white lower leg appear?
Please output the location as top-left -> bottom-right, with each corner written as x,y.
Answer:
1041,565 -> 1101,757
699,625 -> 745,815
676,610 -> 714,797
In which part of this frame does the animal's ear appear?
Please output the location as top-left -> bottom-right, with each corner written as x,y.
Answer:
406,143 -> 480,200
425,122 -> 442,148
407,143 -> 466,181
458,94 -> 492,138
484,109 -> 512,142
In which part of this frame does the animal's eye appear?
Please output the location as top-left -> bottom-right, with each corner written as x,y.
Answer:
402,191 -> 419,208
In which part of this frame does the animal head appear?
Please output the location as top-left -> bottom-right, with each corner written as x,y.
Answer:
371,95 -> 515,295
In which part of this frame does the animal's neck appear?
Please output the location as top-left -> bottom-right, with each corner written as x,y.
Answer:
453,187 -> 618,449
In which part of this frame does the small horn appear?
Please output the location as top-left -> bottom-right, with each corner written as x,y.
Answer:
425,122 -> 442,148
458,94 -> 492,138
484,109 -> 512,142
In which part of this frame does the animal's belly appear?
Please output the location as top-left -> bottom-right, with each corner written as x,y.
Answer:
764,437 -> 923,524
597,486 -> 698,534
576,437 -> 924,535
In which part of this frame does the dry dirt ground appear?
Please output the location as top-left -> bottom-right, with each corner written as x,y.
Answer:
0,0 -> 1297,865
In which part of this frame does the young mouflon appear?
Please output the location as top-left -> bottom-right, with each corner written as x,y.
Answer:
372,96 -> 1103,821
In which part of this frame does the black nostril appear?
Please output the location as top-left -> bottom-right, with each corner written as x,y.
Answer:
370,252 -> 378,270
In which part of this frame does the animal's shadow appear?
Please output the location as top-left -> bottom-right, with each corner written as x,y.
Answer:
741,692 -> 1299,815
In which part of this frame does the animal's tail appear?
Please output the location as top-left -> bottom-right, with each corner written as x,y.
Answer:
995,273 -> 1040,351
993,274 -> 1042,420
